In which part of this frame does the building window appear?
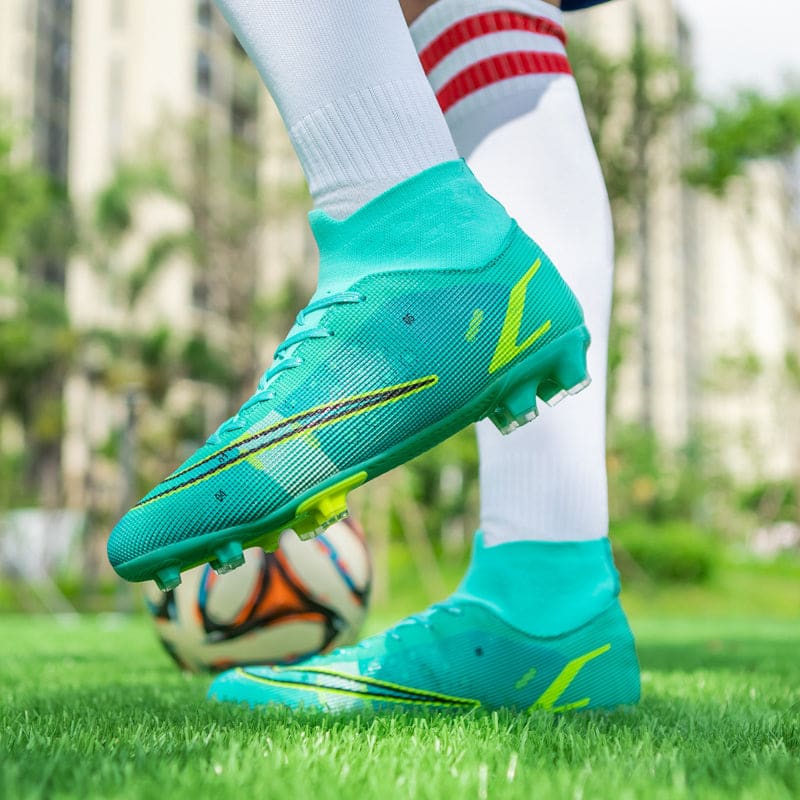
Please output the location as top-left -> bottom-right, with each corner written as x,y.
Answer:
196,51 -> 212,96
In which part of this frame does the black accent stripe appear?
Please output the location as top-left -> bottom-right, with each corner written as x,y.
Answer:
169,386 -> 414,481
242,670 -> 476,706
134,376 -> 436,508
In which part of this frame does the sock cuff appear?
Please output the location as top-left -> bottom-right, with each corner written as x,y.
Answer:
453,531 -> 621,637
411,0 -> 564,53
288,78 -> 457,220
410,0 -> 571,120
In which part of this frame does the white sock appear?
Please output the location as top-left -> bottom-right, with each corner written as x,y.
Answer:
412,0 -> 614,544
214,0 -> 458,219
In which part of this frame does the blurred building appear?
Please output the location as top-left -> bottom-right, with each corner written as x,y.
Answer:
572,0 -> 800,482
0,0 -> 73,291
571,0 -> 698,448
0,0 -> 72,181
695,161 -> 800,479
0,0 -> 312,512
1,0 -> 797,513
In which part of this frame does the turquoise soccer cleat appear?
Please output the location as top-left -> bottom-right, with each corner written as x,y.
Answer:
208,534 -> 641,713
108,161 -> 591,590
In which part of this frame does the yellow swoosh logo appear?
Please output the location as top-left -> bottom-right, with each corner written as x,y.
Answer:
488,258 -> 551,374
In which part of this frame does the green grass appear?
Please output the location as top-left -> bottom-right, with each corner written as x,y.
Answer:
1,612 -> 799,800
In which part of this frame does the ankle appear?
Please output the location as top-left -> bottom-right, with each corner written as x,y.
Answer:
453,532 -> 621,637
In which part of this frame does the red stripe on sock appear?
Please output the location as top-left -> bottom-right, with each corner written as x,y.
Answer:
419,11 -> 567,74
436,51 -> 572,113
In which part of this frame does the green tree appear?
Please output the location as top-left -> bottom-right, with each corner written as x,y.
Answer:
569,27 -> 695,420
687,90 -> 800,193
688,88 -> 800,524
0,121 -> 76,507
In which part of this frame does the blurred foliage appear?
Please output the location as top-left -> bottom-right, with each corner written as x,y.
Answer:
738,480 -> 798,525
403,427 -> 480,550
607,422 -> 729,527
94,164 -> 174,241
688,90 -> 800,193
569,29 -> 695,252
0,122 -> 76,506
612,519 -> 720,584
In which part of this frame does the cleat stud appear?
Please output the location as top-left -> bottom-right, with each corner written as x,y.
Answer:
211,541 -> 245,574
154,566 -> 182,592
567,376 -> 592,396
489,378 -> 539,435
523,407 -> 540,423
293,472 -> 365,540
544,389 -> 568,407
550,345 -> 590,397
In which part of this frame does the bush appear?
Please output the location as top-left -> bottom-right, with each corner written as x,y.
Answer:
611,520 -> 721,584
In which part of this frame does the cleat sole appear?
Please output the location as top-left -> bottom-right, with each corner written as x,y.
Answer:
491,325 -> 590,434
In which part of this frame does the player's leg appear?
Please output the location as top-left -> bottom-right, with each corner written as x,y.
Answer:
108,0 -> 591,591
208,0 -> 639,713
413,0 -> 614,560
413,0 -> 639,696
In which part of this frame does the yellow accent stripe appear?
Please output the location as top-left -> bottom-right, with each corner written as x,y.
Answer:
515,667 -> 537,690
295,472 -> 367,518
489,258 -> 551,374
465,308 -> 484,342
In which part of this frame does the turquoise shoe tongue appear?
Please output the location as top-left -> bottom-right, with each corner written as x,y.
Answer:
454,531 -> 621,638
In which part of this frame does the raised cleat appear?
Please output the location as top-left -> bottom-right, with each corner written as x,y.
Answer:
487,399 -> 539,435
568,377 -> 593,396
210,541 -> 245,574
208,533 -> 640,714
154,566 -> 182,592
108,161 -> 590,586
291,473 -> 363,540
542,388 -> 568,407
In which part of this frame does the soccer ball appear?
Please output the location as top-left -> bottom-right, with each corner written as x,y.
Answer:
143,519 -> 371,672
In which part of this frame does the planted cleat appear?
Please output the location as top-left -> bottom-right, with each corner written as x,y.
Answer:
208,533 -> 640,714
108,161 -> 590,585
210,541 -> 245,574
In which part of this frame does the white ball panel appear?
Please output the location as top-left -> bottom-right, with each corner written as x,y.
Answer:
203,553 -> 264,625
145,519 -> 371,672
279,523 -> 370,627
